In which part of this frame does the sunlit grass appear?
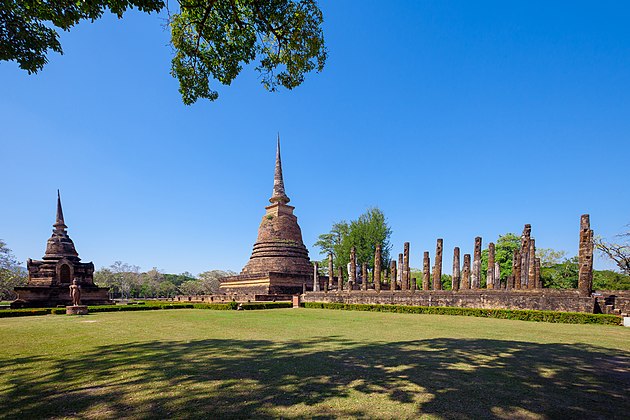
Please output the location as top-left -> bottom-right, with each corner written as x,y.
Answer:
1,309 -> 629,419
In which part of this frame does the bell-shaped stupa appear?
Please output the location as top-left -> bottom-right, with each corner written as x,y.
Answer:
220,137 -> 313,295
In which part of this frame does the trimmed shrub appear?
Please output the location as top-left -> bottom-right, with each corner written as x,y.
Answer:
0,308 -> 51,318
241,302 -> 292,310
50,308 -> 67,315
88,304 -> 194,313
302,302 -> 622,325
192,303 -> 233,310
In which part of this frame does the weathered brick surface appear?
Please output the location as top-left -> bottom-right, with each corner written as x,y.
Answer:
12,191 -> 110,308
302,290 -> 598,313
578,214 -> 594,297
219,140 -> 313,295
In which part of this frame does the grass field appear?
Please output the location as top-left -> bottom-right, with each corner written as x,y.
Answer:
1,308 -> 629,419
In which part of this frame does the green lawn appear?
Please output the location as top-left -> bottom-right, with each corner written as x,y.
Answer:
1,309 -> 629,419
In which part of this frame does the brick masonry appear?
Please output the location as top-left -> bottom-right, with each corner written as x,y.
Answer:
301,289 -> 627,314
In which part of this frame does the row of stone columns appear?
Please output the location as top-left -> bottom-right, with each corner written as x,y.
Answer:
505,224 -> 542,290
313,216 -> 593,294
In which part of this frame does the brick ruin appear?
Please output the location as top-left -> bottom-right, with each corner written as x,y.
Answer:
206,140 -> 626,314
11,191 -> 110,308
219,137 -> 313,296
304,214 -> 629,315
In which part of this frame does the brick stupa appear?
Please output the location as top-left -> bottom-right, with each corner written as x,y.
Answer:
219,138 -> 313,295
11,191 -> 110,308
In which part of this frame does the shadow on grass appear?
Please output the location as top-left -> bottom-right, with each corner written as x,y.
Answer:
1,337 -> 629,419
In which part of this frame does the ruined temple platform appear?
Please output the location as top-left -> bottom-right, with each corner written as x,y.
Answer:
301,289 -> 630,314
218,272 -> 311,296
12,285 -> 110,308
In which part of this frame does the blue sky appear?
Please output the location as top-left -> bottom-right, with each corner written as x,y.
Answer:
1,1 -> 629,274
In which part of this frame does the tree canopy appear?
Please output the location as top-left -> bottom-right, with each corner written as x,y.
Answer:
0,0 -> 327,104
93,262 -> 235,298
480,233 -> 520,287
0,239 -> 27,300
595,225 -> 630,275
314,207 -> 392,275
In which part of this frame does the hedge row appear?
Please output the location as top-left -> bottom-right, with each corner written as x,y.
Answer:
303,302 -> 622,325
0,308 -> 52,318
241,301 -> 292,310
192,301 -> 292,310
87,304 -> 195,313
0,301 -> 292,318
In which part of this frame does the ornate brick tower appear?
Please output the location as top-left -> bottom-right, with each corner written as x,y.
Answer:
11,191 -> 110,308
220,137 -> 313,295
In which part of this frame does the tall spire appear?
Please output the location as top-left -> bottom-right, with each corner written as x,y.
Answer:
269,134 -> 290,204
44,189 -> 78,260
54,189 -> 67,230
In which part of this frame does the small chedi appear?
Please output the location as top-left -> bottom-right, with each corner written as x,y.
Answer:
11,191 -> 110,308
219,138 -> 313,296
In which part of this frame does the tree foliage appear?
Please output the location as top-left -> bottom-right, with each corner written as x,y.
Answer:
540,257 -> 630,290
480,233 -> 520,286
1,0 -> 327,104
540,257 -> 579,289
171,0 -> 326,104
0,239 -> 27,300
0,0 -> 164,74
314,207 -> 392,276
94,263 -> 234,298
595,226 -> 630,275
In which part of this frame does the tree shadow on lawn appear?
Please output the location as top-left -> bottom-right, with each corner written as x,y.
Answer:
1,337 -> 629,419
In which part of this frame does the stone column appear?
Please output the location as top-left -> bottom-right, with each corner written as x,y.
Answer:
520,224 -> 531,289
361,263 -> 368,290
313,262 -> 320,291
461,254 -> 471,289
534,258 -> 541,289
471,237 -> 482,289
337,266 -> 343,291
432,239 -> 443,290
452,247 -> 461,291
374,244 -> 382,291
578,214 -> 594,297
390,259 -> 397,291
410,277 -> 416,291
494,262 -> 501,289
349,246 -> 357,291
527,238 -> 536,289
403,242 -> 410,290
487,242 -> 495,289
397,253 -> 404,291
513,249 -> 521,289
328,253 -> 334,291
422,252 -> 431,290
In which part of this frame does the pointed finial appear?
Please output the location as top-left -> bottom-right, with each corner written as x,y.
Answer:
54,189 -> 67,229
269,134 -> 290,204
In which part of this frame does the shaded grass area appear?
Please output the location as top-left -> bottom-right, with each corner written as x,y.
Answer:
1,309 -> 629,419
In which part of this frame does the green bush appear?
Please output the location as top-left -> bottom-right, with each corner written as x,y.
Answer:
88,304 -> 194,313
50,308 -> 67,315
192,301 -> 291,310
0,308 -> 51,318
192,303 -> 233,310
303,302 -> 622,325
0,301 -> 293,317
241,302 -> 292,310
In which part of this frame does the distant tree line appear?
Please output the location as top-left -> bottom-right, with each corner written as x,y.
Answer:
94,262 -> 235,299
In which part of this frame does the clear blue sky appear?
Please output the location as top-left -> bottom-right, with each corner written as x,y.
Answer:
1,1 -> 629,274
